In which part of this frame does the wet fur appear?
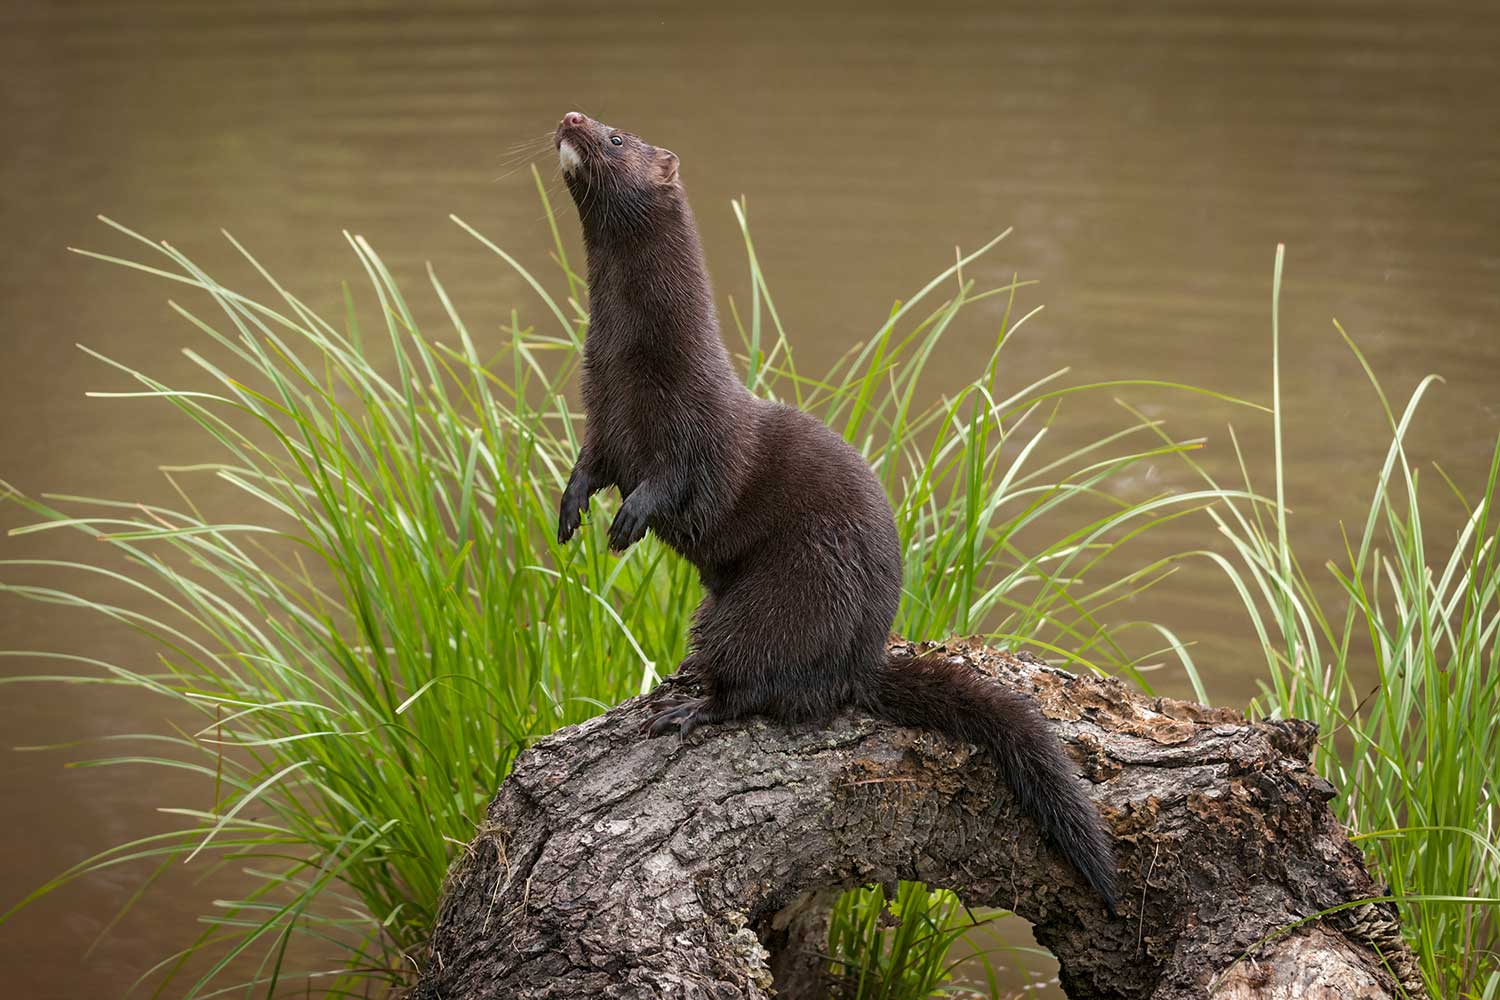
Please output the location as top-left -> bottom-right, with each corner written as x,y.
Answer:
552,114 -> 1117,914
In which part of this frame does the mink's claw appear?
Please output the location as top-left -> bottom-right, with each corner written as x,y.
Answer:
638,693 -> 692,735
643,695 -> 714,739
558,508 -> 580,544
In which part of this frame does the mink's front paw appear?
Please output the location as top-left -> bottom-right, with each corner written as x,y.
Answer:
557,480 -> 590,545
607,494 -> 650,552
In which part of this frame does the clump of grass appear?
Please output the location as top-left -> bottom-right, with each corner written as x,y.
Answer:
1151,246 -> 1500,999
826,881 -> 978,997
0,179 -> 1232,996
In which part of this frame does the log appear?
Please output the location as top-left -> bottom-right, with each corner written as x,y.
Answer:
410,638 -> 1426,999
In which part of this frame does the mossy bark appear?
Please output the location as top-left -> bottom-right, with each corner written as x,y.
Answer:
411,639 -> 1424,999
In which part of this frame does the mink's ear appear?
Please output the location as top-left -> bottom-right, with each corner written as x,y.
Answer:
655,148 -> 680,186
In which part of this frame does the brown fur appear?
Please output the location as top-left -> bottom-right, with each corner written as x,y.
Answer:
552,112 -> 1116,914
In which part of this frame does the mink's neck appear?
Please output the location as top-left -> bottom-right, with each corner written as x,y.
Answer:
581,194 -> 731,374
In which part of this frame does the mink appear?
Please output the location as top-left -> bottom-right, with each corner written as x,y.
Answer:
551,111 -> 1116,914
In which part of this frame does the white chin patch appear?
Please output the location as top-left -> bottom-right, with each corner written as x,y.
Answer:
558,140 -> 583,173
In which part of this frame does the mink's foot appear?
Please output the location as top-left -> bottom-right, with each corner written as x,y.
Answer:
642,695 -> 718,739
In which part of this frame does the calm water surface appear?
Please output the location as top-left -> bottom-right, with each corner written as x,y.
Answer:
2,1 -> 1498,996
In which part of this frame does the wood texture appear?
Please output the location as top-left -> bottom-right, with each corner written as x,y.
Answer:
410,639 -> 1424,999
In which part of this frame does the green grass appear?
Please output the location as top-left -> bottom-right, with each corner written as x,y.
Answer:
0,194 -> 1492,998
0,184 -> 1229,997
1144,247 -> 1500,999
826,881 -> 985,997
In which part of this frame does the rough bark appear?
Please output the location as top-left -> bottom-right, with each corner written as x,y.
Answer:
410,638 -> 1425,999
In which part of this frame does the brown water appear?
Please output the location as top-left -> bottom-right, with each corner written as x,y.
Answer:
2,1 -> 1498,996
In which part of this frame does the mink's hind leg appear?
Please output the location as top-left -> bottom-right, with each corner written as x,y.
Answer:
668,557 -> 873,733
642,595 -> 731,738
665,593 -> 717,684
662,652 -> 708,685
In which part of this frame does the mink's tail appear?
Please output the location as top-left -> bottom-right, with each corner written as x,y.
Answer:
871,651 -> 1118,916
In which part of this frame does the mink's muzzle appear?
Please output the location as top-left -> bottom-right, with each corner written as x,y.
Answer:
555,112 -> 605,176
555,111 -> 599,148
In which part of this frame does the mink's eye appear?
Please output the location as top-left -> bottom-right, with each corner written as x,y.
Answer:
610,135 -> 623,146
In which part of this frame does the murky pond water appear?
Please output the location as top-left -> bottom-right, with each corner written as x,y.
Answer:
3,1 -> 1497,996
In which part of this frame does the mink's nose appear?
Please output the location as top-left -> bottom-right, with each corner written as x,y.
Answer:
562,112 -> 586,127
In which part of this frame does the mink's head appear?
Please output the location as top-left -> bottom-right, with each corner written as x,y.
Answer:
555,112 -> 682,225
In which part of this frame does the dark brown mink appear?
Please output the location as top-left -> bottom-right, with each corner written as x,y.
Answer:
551,111 -> 1117,915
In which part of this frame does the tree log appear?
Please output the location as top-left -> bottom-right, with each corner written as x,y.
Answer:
411,638 -> 1425,999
